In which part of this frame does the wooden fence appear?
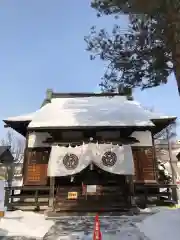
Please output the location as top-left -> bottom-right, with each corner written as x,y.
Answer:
4,184 -> 177,212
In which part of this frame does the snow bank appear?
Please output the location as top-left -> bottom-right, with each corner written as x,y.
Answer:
0,210 -> 54,238
137,208 -> 180,240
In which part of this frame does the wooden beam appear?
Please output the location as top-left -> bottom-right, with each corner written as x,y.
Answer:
43,137 -> 139,146
51,92 -> 129,98
43,138 -> 139,146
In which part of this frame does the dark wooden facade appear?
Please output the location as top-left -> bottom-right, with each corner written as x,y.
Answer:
20,128 -> 157,212
23,146 -> 156,186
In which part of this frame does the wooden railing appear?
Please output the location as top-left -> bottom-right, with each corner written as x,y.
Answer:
4,183 -> 177,212
5,186 -> 50,211
134,183 -> 177,207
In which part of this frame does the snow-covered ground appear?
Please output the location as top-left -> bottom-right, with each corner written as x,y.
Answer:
0,208 -> 179,239
44,214 -> 149,240
0,210 -> 54,238
138,208 -> 180,240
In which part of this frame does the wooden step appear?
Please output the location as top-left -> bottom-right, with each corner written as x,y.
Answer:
54,205 -> 130,212
46,209 -> 130,218
54,200 -> 128,210
10,201 -> 48,206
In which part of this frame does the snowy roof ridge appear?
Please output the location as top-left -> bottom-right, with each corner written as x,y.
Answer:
4,94 -> 176,129
27,96 -> 155,128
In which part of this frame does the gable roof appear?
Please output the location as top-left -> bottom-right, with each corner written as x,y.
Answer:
27,95 -> 156,129
3,90 -> 177,134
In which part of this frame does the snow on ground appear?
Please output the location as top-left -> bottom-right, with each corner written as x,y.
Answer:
0,210 -> 54,238
44,214 -> 149,240
0,208 -> 179,239
137,208 -> 180,240
0,211 -> 149,239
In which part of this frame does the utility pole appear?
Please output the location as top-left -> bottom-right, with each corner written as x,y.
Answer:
166,128 -> 178,203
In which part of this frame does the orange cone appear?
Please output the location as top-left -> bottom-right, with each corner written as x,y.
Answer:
93,214 -> 102,240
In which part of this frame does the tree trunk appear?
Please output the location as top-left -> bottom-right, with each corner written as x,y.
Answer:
133,0 -> 158,13
166,1 -> 180,95
171,19 -> 180,95
173,58 -> 180,95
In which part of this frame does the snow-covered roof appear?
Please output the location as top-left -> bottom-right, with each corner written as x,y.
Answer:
27,96 -> 156,128
4,112 -> 35,122
144,108 -> 176,120
4,95 -> 176,129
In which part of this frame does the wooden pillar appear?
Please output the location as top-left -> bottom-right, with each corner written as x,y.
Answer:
130,176 -> 135,207
151,132 -> 158,182
49,177 -> 55,210
126,175 -> 135,207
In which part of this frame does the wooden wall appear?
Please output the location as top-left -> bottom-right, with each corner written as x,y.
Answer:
23,148 -> 50,186
132,147 -> 156,183
54,185 -> 130,212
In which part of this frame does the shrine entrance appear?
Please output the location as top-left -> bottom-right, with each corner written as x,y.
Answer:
54,164 -> 130,212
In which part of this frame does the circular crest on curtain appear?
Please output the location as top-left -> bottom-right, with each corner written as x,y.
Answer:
101,151 -> 117,167
63,153 -> 79,170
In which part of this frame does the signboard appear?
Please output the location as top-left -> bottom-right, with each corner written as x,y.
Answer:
24,164 -> 48,186
68,192 -> 78,199
0,180 -> 5,217
87,185 -> 97,193
27,164 -> 41,182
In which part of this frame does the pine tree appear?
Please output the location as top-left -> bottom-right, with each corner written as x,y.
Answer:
86,0 -> 180,94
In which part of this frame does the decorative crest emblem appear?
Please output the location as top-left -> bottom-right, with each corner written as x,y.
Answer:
101,151 -> 117,167
63,153 -> 79,170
